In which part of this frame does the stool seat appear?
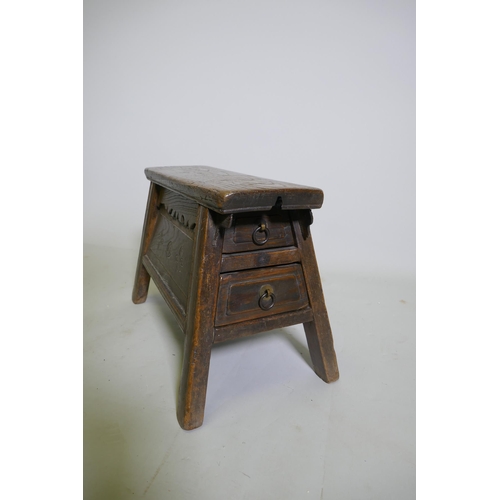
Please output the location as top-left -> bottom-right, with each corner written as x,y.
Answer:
145,165 -> 324,213
133,166 -> 339,430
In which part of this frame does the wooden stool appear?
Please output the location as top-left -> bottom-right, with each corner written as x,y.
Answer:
132,166 -> 339,430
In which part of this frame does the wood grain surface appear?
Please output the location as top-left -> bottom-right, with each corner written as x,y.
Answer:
215,263 -> 309,327
132,182 -> 160,304
133,169 -> 338,430
220,246 -> 300,273
145,165 -> 324,214
176,207 -> 223,430
292,211 -> 340,383
146,204 -> 196,313
222,212 -> 295,253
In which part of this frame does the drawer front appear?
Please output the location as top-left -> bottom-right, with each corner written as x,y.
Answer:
222,213 -> 294,253
215,264 -> 309,326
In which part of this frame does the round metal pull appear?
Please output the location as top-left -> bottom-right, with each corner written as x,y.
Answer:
252,223 -> 269,245
258,288 -> 275,311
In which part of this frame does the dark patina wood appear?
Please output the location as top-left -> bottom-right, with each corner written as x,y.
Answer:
213,308 -> 314,344
220,246 -> 300,273
215,263 -> 308,327
133,166 -> 339,430
145,166 -> 324,214
177,206 -> 223,430
132,182 -> 161,304
146,191 -> 198,315
222,212 -> 295,253
292,211 -> 340,383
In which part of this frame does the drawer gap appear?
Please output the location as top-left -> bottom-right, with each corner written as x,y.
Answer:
220,246 -> 301,273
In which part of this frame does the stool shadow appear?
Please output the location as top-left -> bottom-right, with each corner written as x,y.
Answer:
212,326 -> 314,370
147,290 -> 315,406
203,327 -> 315,419
147,292 -> 185,394
277,328 -> 314,370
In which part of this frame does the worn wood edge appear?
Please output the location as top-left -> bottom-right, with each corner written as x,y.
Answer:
304,320 -> 340,383
291,215 -> 340,383
177,206 -> 223,430
213,308 -> 314,344
218,193 -> 324,214
142,254 -> 186,331
220,246 -> 301,273
145,170 -> 323,214
132,182 -> 160,304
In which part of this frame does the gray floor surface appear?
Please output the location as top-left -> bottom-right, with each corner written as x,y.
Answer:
83,244 -> 415,500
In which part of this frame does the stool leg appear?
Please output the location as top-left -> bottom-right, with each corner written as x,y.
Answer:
132,182 -> 160,304
177,206 -> 223,430
293,216 -> 340,383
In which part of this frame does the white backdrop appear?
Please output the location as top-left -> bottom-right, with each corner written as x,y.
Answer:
84,0 -> 415,275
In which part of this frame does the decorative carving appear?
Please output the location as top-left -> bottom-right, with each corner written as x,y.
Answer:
158,188 -> 198,231
146,210 -> 194,311
165,206 -> 196,230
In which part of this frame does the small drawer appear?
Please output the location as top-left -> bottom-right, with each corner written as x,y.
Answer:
215,263 -> 309,327
222,213 -> 294,253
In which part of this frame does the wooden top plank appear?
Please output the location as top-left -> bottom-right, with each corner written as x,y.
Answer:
145,166 -> 324,214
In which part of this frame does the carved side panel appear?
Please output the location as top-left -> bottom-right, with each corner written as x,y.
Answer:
159,189 -> 198,231
146,191 -> 199,314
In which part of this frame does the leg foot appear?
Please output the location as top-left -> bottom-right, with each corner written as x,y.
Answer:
292,213 -> 340,383
177,331 -> 213,430
304,318 -> 339,383
176,207 -> 223,430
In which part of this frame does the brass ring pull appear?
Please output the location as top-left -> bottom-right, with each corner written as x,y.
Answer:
258,288 -> 275,311
252,223 -> 269,245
